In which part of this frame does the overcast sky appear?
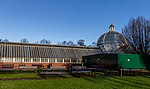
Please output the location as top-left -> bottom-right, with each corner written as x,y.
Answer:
0,0 -> 150,45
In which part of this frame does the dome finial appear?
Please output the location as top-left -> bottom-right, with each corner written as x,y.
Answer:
109,21 -> 115,31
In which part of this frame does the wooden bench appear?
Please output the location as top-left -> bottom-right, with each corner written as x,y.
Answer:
39,72 -> 67,75
71,70 -> 92,73
19,66 -> 38,72
38,66 -> 68,78
70,70 -> 92,77
0,68 -> 16,73
42,66 -> 67,72
38,72 -> 68,78
72,66 -> 86,70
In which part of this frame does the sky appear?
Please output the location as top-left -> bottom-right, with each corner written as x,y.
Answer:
0,0 -> 150,45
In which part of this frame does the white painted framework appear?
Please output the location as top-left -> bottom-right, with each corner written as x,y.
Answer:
0,42 -> 102,63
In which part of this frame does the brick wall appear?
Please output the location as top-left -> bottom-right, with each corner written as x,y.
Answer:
0,62 -> 80,69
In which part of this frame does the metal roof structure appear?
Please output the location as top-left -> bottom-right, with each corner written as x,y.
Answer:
97,24 -> 127,53
0,42 -> 102,63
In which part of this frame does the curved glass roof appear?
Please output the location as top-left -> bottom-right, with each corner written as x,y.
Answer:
97,31 -> 126,46
97,24 -> 127,53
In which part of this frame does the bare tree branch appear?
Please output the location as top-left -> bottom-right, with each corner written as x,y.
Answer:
122,16 -> 150,55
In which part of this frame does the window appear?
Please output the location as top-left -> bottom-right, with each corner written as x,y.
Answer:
5,58 -> 13,62
49,59 -> 55,63
57,59 -> 63,63
71,60 -> 77,63
41,58 -> 48,62
78,59 -> 82,63
33,58 -> 40,62
15,58 -> 22,62
24,58 -> 31,62
64,59 -> 70,62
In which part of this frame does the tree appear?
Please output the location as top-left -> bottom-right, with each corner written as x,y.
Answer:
21,38 -> 29,43
40,39 -> 47,44
77,39 -> 85,46
57,42 -> 61,45
0,39 -> 3,42
3,39 -> 9,42
35,41 -> 39,44
91,42 -> 97,47
40,39 -> 51,44
122,16 -> 150,55
47,40 -> 51,44
67,41 -> 74,46
122,16 -> 150,69
62,41 -> 67,45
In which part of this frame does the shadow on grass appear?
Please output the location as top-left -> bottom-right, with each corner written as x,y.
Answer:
83,76 -> 150,89
143,76 -> 150,79
82,77 -> 118,89
107,77 -> 150,89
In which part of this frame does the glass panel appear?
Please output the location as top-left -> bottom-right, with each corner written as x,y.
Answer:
49,58 -> 55,63
57,58 -> 63,63
33,58 -> 40,62
64,59 -> 70,62
41,58 -> 48,62
71,59 -> 77,63
5,58 -> 13,62
24,58 -> 31,62
15,58 -> 22,62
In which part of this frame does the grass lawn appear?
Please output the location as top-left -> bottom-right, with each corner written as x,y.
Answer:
0,73 -> 40,78
0,76 -> 150,89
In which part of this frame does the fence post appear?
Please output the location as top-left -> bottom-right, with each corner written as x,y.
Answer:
120,68 -> 123,76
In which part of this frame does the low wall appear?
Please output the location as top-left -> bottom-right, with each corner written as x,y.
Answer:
0,62 -> 80,69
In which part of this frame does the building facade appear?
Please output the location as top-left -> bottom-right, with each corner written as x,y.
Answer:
0,42 -> 101,69
83,54 -> 146,70
0,23 -> 127,69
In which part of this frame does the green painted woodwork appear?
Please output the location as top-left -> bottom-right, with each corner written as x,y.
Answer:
118,54 -> 146,69
83,54 -> 147,69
